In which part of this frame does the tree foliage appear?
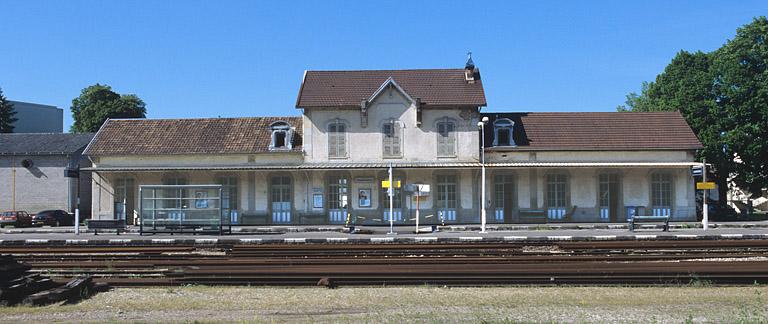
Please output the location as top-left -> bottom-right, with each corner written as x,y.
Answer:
71,84 -> 146,133
620,16 -> 768,200
711,17 -> 768,196
0,87 -> 18,133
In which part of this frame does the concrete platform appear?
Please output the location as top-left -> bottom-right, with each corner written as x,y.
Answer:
2,220 -> 767,235
1,224 -> 767,245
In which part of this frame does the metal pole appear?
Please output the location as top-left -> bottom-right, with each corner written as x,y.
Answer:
480,123 -> 487,233
11,156 -> 16,211
702,159 -> 708,230
75,172 -> 80,235
388,163 -> 395,234
415,190 -> 420,233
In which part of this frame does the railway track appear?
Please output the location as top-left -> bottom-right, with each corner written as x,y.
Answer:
2,240 -> 768,286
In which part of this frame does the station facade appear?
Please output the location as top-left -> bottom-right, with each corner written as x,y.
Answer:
83,60 -> 703,225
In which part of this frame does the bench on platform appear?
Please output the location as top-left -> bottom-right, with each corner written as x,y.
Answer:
629,215 -> 670,232
87,219 -> 126,235
518,209 -> 546,223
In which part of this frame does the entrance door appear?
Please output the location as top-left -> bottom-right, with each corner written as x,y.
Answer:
327,175 -> 349,223
114,178 -> 135,224
493,174 -> 515,223
271,176 -> 292,223
382,177 -> 403,223
436,175 -> 457,222
598,174 -> 621,222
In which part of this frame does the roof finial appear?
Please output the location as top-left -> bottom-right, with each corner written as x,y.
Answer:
465,51 -> 475,70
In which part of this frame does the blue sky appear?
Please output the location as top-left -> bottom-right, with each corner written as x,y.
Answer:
1,1 -> 766,131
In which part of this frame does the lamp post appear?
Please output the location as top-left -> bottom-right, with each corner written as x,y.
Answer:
478,117 -> 489,233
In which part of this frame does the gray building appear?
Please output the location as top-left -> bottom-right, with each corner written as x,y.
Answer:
0,133 -> 93,215
9,101 -> 64,133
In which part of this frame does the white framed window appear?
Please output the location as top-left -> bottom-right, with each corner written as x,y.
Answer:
546,173 -> 569,219
162,176 -> 188,210
436,118 -> 456,157
546,174 -> 568,209
493,118 -> 515,146
269,121 -> 293,150
651,173 -> 673,215
327,119 -> 347,158
216,176 -> 239,212
382,120 -> 402,158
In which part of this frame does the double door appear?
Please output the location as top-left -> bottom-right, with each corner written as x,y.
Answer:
599,174 -> 621,222
271,176 -> 292,223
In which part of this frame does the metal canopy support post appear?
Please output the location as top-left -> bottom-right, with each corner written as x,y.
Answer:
478,117 -> 488,233
702,159 -> 708,230
387,163 -> 395,235
415,190 -> 420,233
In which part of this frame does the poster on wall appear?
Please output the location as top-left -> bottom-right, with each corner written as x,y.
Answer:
313,194 -> 323,208
358,189 -> 371,208
195,191 -> 208,209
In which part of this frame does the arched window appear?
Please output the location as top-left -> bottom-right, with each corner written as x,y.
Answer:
382,120 -> 402,158
436,118 -> 456,157
269,121 -> 293,150
327,119 -> 347,158
493,118 -> 515,147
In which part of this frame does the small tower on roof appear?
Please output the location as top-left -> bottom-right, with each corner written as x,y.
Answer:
464,51 -> 480,83
465,51 -> 475,70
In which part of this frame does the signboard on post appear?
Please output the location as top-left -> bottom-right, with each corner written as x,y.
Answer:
413,184 -> 430,196
381,180 -> 401,188
696,182 -> 716,190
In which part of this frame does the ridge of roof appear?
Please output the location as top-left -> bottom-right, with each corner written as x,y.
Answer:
304,68 -> 466,73
106,116 -> 301,122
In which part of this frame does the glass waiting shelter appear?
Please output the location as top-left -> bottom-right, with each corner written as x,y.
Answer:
139,185 -> 231,235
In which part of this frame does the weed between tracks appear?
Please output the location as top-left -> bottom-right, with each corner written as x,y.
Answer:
1,286 -> 767,323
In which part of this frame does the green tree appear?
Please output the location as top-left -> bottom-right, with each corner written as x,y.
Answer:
619,50 -> 730,203
711,17 -> 768,203
71,84 -> 146,133
0,87 -> 18,133
619,17 -> 768,208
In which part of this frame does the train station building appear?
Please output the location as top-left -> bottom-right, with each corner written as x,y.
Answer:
83,59 -> 703,226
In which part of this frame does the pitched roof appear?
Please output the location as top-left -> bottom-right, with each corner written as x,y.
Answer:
481,112 -> 703,151
84,117 -> 303,156
0,133 -> 94,155
296,69 -> 487,108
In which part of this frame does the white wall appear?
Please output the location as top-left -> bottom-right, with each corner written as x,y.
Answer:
303,87 -> 480,163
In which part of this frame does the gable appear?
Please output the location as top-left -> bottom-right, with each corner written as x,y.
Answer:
367,77 -> 415,105
296,69 -> 487,108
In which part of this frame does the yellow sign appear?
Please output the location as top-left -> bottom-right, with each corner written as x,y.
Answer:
696,182 -> 716,190
381,180 -> 401,188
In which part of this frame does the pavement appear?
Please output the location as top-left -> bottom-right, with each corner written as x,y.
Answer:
1,222 -> 767,245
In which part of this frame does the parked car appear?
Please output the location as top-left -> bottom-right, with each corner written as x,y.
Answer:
32,210 -> 74,227
0,211 -> 33,228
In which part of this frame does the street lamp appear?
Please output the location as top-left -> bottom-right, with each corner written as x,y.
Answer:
478,116 -> 489,233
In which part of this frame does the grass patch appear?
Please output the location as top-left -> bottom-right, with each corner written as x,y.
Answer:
1,286 -> 767,323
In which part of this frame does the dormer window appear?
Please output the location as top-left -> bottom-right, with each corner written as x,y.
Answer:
270,121 -> 293,150
493,118 -> 515,147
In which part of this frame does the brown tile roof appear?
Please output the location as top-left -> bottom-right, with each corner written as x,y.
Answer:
84,117 -> 302,156
296,69 -> 487,108
482,112 -> 703,151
